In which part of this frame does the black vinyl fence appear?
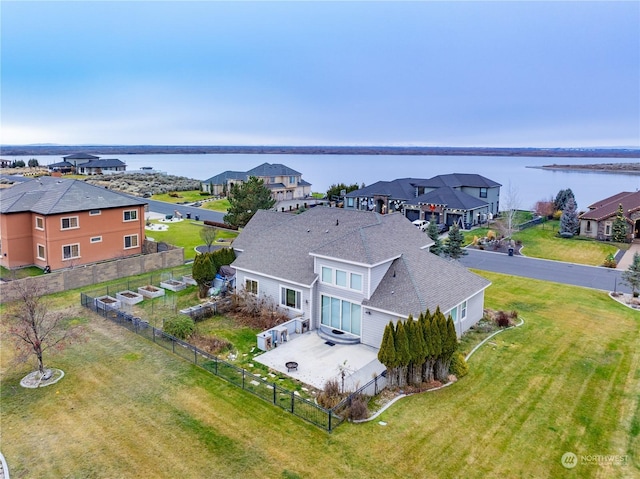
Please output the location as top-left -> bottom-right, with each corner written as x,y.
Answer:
81,292 -> 348,431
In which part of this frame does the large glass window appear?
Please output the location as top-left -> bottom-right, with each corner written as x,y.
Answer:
281,287 -> 301,310
350,273 -> 362,291
336,270 -> 347,287
321,266 -> 363,292
320,295 -> 361,335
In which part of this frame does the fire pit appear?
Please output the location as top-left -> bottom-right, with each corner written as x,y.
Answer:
286,361 -> 298,372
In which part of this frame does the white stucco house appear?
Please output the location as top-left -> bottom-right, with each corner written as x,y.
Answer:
231,206 -> 491,350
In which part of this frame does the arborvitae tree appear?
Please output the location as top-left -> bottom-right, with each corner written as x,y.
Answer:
622,252 -> 640,297
427,215 -> 444,256
429,312 -> 443,382
440,316 -> 459,378
554,188 -> 576,213
192,252 -> 216,297
223,176 -> 276,228
377,322 -> 398,386
409,316 -> 427,386
443,224 -> 467,259
611,204 -> 628,243
559,197 -> 580,237
433,309 -> 450,381
394,321 -> 411,388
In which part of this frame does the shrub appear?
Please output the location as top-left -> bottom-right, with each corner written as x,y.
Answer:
487,230 -> 496,241
317,378 -> 343,408
347,394 -> 369,420
603,253 -> 617,268
552,210 -> 563,220
559,232 -> 574,238
204,220 -> 238,231
168,192 -> 181,198
449,352 -> 469,378
495,311 -> 511,328
163,316 -> 195,340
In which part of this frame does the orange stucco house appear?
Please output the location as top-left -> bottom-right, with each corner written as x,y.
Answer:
0,177 -> 147,271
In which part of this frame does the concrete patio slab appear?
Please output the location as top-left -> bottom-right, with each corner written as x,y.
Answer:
253,331 -> 384,391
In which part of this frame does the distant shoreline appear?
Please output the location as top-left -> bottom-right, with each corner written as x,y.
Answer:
528,163 -> 640,174
1,145 -> 639,158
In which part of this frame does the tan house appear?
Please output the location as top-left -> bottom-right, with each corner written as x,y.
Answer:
579,191 -> 640,241
0,177 -> 146,271
202,162 -> 312,200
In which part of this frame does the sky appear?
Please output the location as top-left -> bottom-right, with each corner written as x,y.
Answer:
1,1 -> 639,148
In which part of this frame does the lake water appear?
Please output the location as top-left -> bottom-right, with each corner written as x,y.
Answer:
13,153 -> 640,211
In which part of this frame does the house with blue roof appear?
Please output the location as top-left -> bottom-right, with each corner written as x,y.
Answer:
202,162 -> 312,201
344,173 -> 501,229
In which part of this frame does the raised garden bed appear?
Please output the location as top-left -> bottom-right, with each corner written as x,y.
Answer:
116,290 -> 144,305
138,285 -> 165,298
182,274 -> 198,286
95,295 -> 122,310
160,279 -> 186,292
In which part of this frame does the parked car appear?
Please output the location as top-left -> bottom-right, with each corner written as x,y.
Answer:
437,223 -> 449,234
412,219 -> 429,231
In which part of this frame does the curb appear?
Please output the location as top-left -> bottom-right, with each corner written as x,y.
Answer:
0,450 -> 10,479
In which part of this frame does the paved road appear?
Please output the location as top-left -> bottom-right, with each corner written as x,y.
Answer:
459,249 -> 632,294
144,198 -> 225,223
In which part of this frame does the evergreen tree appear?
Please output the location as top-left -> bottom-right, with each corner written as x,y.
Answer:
409,316 -> 427,385
429,310 -> 443,381
443,224 -> 467,259
554,188 -> 576,213
325,182 -> 361,201
420,313 -> 434,382
223,176 -> 276,228
427,214 -> 443,255
622,252 -> 640,297
611,203 -> 628,243
192,252 -> 216,297
394,321 -> 411,388
28,158 -> 39,167
559,197 -> 580,237
377,322 -> 397,386
433,309 -> 450,381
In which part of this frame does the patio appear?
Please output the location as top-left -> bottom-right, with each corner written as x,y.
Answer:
253,331 -> 384,391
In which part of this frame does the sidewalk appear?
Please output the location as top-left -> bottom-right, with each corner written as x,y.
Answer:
617,240 -> 640,270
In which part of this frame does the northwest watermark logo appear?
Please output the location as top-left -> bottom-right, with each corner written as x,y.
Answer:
561,452 -> 578,469
561,451 -> 628,469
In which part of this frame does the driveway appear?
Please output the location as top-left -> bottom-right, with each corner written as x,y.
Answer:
459,249 -> 632,294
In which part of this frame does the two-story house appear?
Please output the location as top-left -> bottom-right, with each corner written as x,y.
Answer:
48,153 -> 127,175
344,173 -> 501,229
202,162 -> 312,201
0,177 -> 146,271
231,207 -> 490,351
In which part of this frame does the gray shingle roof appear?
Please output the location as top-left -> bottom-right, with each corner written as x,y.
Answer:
412,173 -> 501,189
202,170 -> 247,184
408,186 -> 488,210
233,207 -> 490,318
246,162 -> 301,177
81,159 -> 126,168
63,153 -> 100,160
0,177 -> 146,215
345,178 -> 420,200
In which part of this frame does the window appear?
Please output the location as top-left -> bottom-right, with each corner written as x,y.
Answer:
245,279 -> 258,294
321,295 -> 361,335
461,300 -> 467,320
479,187 -> 488,198
61,216 -> 79,229
450,306 -> 458,323
124,235 -> 139,248
321,266 -> 332,283
123,210 -> 138,221
62,243 -> 80,260
605,222 -> 612,236
90,236 -> 102,243
37,244 -> 46,260
347,197 -> 354,207
89,209 -> 101,216
289,176 -> 296,184
281,287 -> 302,310
350,273 -> 362,291
586,220 -> 592,233
35,216 -> 44,230
336,270 -> 347,287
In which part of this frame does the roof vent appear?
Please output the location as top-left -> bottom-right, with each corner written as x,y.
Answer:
336,219 -> 339,226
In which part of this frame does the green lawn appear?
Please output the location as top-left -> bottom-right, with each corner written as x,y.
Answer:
466,220 -> 625,266
1,272 -> 637,478
145,219 -> 238,261
151,190 -> 230,212
0,265 -> 44,279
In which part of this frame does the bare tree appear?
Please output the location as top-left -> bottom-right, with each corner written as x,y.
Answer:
500,181 -> 521,239
7,280 -> 78,375
199,226 -> 218,251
